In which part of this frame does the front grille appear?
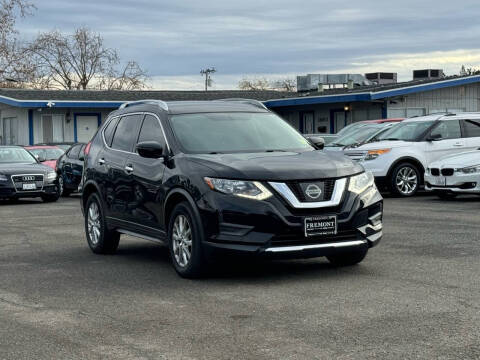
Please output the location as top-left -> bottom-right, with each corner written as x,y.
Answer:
11,174 -> 44,192
286,179 -> 336,202
430,168 -> 440,176
441,168 -> 454,176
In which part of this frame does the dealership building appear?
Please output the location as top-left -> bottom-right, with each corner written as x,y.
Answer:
1,73 -> 480,145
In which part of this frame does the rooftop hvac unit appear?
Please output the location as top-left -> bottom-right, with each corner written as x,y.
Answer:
296,73 -> 370,92
413,69 -> 444,80
365,72 -> 397,85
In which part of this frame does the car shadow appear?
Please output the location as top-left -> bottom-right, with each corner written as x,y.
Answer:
115,241 -> 370,282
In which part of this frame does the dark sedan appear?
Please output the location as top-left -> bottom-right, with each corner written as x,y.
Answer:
57,143 -> 86,196
0,146 -> 60,202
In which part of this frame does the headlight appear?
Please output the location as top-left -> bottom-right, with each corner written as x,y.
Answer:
455,165 -> 480,174
0,174 -> 8,182
364,149 -> 391,161
46,172 -> 57,181
204,177 -> 272,200
348,171 -> 375,194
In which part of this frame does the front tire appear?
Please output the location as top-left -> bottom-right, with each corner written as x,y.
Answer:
168,201 -> 205,278
327,248 -> 368,266
85,192 -> 120,254
59,175 -> 72,197
390,162 -> 421,197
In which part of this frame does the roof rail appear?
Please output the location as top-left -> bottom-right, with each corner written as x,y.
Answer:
119,99 -> 168,111
219,98 -> 268,110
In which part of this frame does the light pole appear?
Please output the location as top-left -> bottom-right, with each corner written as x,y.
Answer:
200,67 -> 216,91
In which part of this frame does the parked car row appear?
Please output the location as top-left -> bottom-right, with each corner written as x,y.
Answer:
308,113 -> 480,198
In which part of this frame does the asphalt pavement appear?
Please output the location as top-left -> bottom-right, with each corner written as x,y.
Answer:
0,193 -> 479,359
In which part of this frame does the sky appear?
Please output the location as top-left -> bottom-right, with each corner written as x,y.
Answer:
16,0 -> 480,90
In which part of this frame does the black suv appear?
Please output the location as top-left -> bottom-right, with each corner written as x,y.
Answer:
81,99 -> 383,278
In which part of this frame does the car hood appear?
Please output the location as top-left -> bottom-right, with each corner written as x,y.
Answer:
429,150 -> 480,167
0,162 -> 52,175
345,140 -> 411,151
41,160 -> 57,170
187,150 -> 363,180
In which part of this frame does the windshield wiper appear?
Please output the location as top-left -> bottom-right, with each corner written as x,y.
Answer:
208,151 -> 224,154
382,138 -> 402,141
264,149 -> 287,152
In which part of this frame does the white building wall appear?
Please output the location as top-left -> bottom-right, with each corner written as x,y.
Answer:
0,105 -> 29,145
387,83 -> 480,118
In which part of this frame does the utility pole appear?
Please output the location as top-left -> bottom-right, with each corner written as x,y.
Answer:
200,67 -> 216,91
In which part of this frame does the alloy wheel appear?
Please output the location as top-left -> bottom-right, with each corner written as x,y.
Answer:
87,201 -> 101,245
172,214 -> 192,268
395,166 -> 418,195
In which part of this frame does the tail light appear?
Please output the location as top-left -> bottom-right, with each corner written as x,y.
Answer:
84,142 -> 92,156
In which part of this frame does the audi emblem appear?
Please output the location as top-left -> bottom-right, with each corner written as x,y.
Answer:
22,176 -> 35,181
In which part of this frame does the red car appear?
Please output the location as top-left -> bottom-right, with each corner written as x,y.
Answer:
24,145 -> 65,170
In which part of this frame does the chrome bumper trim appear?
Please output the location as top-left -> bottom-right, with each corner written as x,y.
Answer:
265,239 -> 367,253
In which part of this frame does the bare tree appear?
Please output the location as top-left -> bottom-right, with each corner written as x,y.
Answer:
0,0 -> 36,86
271,78 -> 296,92
238,77 -> 270,90
29,27 -> 148,90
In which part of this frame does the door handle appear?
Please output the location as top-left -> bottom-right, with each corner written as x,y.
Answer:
125,164 -> 134,173
98,158 -> 105,165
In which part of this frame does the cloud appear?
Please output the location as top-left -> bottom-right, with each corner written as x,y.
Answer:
16,0 -> 480,89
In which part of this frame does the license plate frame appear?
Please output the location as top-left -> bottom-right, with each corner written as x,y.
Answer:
304,215 -> 337,237
22,183 -> 37,190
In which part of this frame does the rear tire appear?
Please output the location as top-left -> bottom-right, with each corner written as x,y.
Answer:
85,192 -> 120,254
390,162 -> 421,197
327,248 -> 368,266
168,201 -> 206,278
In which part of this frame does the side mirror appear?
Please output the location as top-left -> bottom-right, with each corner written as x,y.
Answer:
78,154 -> 85,161
36,154 -> 46,162
136,141 -> 164,159
427,133 -> 442,141
307,136 -> 325,150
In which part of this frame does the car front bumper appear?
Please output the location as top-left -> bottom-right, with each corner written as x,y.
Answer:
425,172 -> 480,194
0,183 -> 58,199
199,182 -> 383,258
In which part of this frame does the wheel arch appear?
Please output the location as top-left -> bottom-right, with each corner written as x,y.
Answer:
387,157 -> 426,185
82,180 -> 102,213
164,188 -> 200,230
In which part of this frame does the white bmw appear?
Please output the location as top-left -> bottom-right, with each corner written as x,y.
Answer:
425,150 -> 480,198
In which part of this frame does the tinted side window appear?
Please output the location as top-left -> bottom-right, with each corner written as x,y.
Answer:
137,115 -> 166,149
111,114 -> 142,152
430,120 -> 461,140
103,117 -> 119,146
68,145 -> 82,159
463,119 -> 480,138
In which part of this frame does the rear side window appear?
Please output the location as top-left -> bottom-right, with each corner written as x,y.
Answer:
103,117 -> 119,146
137,115 -> 166,150
462,119 -> 480,138
111,114 -> 142,152
430,120 -> 461,140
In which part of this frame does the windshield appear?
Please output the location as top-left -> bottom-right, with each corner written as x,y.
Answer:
376,121 -> 435,141
170,112 -> 313,153
28,148 -> 64,161
336,122 -> 367,137
328,124 -> 385,147
0,147 -> 37,164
